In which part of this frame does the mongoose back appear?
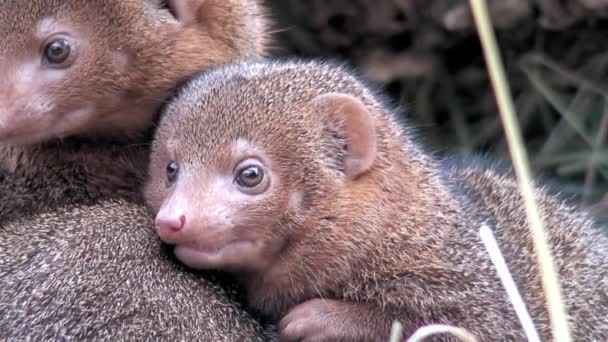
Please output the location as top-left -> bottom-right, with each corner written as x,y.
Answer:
1,201 -> 269,341
0,0 -> 272,340
144,60 -> 608,341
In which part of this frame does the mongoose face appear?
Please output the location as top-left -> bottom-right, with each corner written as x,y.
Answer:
0,1 -> 160,144
145,61 -> 379,273
0,0 -> 268,145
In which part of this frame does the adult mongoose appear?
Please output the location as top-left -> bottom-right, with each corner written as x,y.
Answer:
0,0 -> 272,340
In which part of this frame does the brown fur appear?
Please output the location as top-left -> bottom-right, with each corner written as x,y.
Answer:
0,0 -> 273,340
145,60 -> 608,341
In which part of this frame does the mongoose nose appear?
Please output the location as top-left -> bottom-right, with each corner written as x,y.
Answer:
156,215 -> 186,235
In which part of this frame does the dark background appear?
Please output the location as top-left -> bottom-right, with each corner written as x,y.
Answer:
263,0 -> 608,214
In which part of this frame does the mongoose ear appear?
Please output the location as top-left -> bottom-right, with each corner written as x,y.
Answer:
167,0 -> 210,28
311,93 -> 377,180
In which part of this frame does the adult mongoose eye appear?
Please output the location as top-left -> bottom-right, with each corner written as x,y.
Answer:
238,166 -> 263,187
43,37 -> 72,65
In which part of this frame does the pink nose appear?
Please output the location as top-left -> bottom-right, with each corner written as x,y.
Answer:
156,215 -> 186,235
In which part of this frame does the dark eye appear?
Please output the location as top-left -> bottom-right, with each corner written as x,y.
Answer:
44,38 -> 71,65
166,161 -> 179,183
237,165 -> 264,188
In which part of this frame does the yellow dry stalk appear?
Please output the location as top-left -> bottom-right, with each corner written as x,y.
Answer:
467,0 -> 572,341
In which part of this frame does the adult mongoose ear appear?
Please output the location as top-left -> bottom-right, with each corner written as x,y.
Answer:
167,0 -> 206,28
311,93 -> 378,180
167,0 -> 265,56
168,0 -> 242,33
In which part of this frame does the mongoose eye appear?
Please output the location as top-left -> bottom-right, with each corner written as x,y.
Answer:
237,165 -> 263,187
43,38 -> 71,66
166,161 -> 179,183
235,159 -> 270,194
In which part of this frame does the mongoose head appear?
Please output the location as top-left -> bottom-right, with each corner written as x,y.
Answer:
0,0 -> 268,145
144,60 -> 394,273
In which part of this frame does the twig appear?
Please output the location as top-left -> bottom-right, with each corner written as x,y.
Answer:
390,321 -> 403,342
468,0 -> 572,341
521,65 -> 594,146
583,101 -> 608,205
479,225 -> 541,342
405,324 -> 478,342
521,53 -> 608,97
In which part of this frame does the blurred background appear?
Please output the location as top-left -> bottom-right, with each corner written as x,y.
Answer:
263,0 -> 608,217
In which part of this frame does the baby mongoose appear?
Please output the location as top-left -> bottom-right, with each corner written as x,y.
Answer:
145,60 -> 608,341
0,0 -> 272,340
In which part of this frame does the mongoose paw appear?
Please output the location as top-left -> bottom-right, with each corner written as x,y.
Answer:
278,298 -> 341,342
